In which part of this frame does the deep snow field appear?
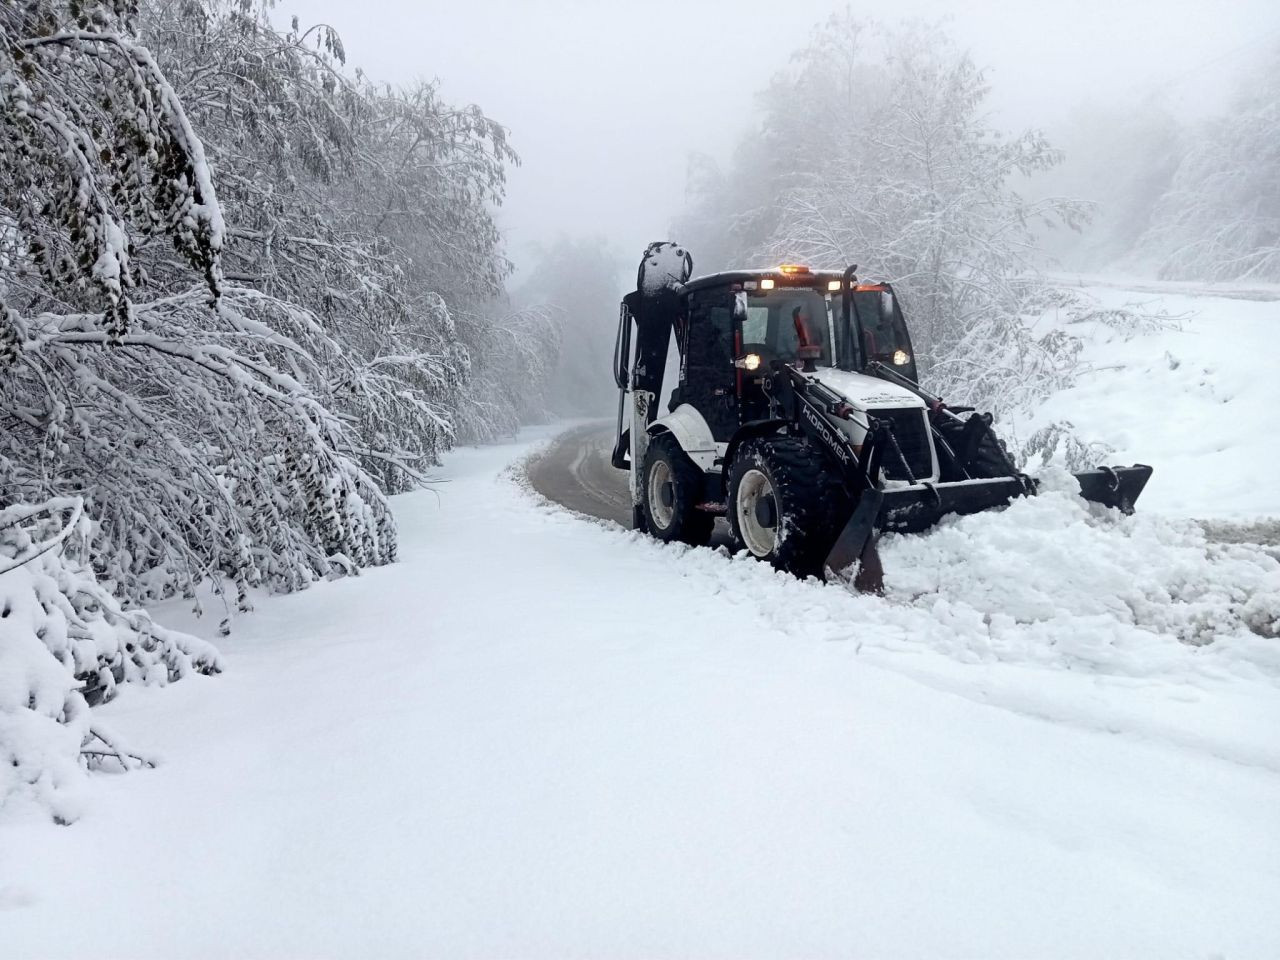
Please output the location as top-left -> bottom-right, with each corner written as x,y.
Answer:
2,284 -> 1278,959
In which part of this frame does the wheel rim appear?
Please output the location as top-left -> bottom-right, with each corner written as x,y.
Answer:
736,467 -> 778,557
647,459 -> 675,529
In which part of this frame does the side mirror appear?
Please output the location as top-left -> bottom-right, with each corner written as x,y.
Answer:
733,290 -> 749,322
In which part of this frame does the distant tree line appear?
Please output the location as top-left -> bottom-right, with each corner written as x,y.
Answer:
670,15 -> 1211,427
1027,43 -> 1280,284
1125,46 -> 1279,283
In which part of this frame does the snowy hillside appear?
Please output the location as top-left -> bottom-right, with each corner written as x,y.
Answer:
1010,280 -> 1280,519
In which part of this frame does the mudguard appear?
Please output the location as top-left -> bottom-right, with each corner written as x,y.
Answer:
650,404 -> 718,472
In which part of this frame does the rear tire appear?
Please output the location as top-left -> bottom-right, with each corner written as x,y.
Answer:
728,436 -> 846,579
640,431 -> 714,547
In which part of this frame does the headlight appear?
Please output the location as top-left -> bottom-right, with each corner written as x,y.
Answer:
893,349 -> 910,366
743,353 -> 761,371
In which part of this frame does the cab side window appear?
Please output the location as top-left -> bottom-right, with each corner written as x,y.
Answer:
741,306 -> 769,345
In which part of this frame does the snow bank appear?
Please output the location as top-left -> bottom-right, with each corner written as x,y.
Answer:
542,473 -> 1280,690
879,471 -> 1280,679
0,502 -> 221,822
1011,283 -> 1280,519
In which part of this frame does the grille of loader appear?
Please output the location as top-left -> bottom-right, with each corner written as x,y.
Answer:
874,408 -> 933,482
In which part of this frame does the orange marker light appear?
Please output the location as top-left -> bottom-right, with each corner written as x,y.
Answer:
778,264 -> 811,275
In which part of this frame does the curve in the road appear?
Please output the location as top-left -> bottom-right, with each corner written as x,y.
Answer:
525,421 -> 632,526
526,421 -> 738,548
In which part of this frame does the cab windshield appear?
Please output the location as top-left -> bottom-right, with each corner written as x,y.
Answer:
740,289 -> 832,367
737,282 -> 916,379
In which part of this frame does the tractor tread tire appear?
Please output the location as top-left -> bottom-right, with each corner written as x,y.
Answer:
640,431 -> 714,547
728,436 -> 848,579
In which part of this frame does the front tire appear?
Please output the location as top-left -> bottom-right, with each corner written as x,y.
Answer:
640,431 -> 714,547
728,436 -> 845,579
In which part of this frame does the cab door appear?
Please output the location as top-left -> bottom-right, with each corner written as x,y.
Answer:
851,284 -> 920,382
679,288 -> 739,441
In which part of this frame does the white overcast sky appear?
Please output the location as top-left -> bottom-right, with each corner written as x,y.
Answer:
280,0 -> 1279,271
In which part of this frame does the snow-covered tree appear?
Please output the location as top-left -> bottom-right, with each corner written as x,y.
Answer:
336,78 -> 525,474
0,0 -> 548,820
1,0 -> 397,610
139,2 -> 523,492
1137,45 -> 1280,282
454,303 -> 563,443
677,16 -> 1092,418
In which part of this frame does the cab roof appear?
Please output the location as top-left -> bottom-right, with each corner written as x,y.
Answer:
681,268 -> 850,294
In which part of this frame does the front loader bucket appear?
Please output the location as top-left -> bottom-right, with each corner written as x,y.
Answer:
826,476 -> 1035,586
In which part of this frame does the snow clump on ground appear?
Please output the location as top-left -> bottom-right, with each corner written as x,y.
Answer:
878,468 -> 1280,679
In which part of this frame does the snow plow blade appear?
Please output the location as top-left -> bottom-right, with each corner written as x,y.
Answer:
826,477 -> 1035,578
827,465 -> 1154,587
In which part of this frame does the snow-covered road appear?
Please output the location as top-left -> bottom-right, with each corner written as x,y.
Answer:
3,430 -> 1278,959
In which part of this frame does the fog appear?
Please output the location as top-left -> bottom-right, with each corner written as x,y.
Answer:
280,0 -> 1277,270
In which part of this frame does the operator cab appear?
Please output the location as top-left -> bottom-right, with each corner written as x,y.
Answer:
671,265 -> 918,441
